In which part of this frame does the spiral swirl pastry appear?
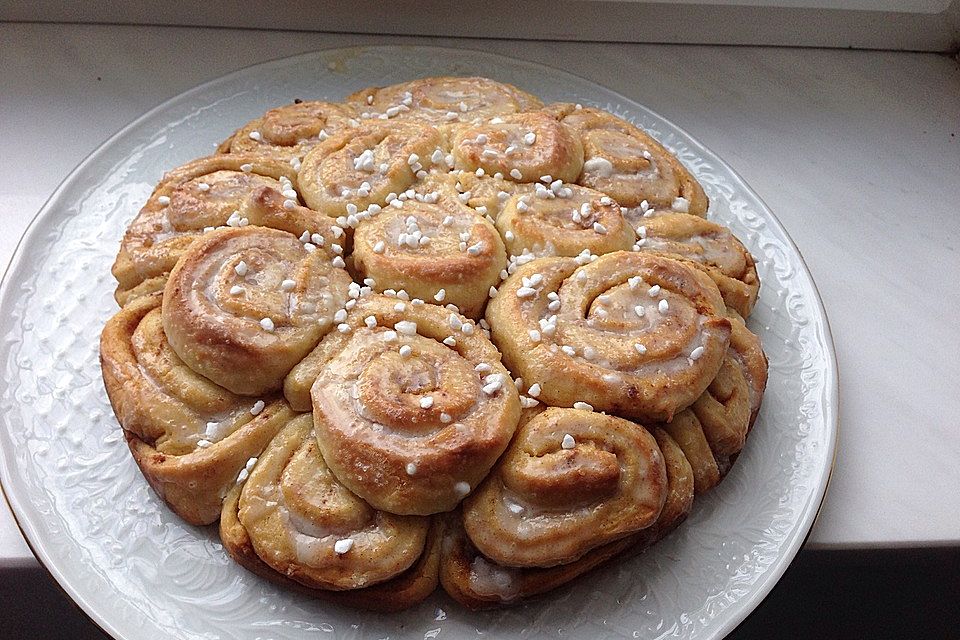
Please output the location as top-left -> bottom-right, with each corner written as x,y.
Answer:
219,415 -> 434,595
661,310 -> 767,492
440,425 -> 693,609
99,294 -> 297,525
636,213 -> 759,317
685,308 -> 768,459
496,184 -> 636,258
486,251 -> 731,422
727,309 -> 768,426
442,170 -> 531,219
112,155 -> 298,306
297,121 -> 445,218
545,103 -> 708,215
462,407 -> 667,568
347,76 -> 542,126
221,100 -> 359,160
285,295 -> 521,515
221,485 -> 439,612
351,188 -> 507,318
222,479 -> 439,612
162,225 -> 352,396
451,111 -> 584,184
660,409 -> 722,495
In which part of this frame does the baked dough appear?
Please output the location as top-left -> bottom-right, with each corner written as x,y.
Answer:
102,76 -> 767,611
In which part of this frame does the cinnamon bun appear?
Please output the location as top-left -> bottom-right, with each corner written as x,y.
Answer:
219,415 -> 438,607
351,185 -> 507,319
287,295 -> 521,515
297,121 -> 445,219
439,425 -> 693,609
462,407 -> 667,568
162,225 -> 352,396
660,409 -> 722,494
496,184 -> 635,258
636,213 -> 759,317
450,111 -> 584,184
99,294 -> 296,525
687,309 -> 768,460
111,155 -> 298,306
220,101 -> 358,161
546,103 -> 708,215
486,251 -> 731,422
661,310 -> 767,493
727,308 -> 769,427
347,76 -> 542,126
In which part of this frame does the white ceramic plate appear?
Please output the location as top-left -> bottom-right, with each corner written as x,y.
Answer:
0,45 -> 837,640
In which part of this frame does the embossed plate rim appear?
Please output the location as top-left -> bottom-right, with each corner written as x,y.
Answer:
0,44 -> 838,640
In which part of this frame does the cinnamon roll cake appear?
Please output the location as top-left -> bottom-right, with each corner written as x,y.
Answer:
101,75 -> 766,612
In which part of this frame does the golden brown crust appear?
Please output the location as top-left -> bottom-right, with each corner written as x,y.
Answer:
111,154 -> 298,306
114,274 -> 168,308
351,183 -> 506,319
450,111 -> 584,184
496,184 -> 636,258
292,295 -> 521,515
215,131 -> 237,154
221,101 -> 359,160
161,225 -> 352,396
679,310 -> 768,460
297,121 -> 445,218
462,408 -> 667,568
637,213 -> 759,317
234,416 -> 430,590
219,426 -> 440,611
440,426 -> 693,609
100,294 -> 297,524
545,103 -> 708,214
727,308 -> 769,427
649,427 -> 696,532
486,252 -> 731,422
347,76 -> 542,126
689,354 -> 752,457
661,409 -> 722,494
659,311 -> 766,493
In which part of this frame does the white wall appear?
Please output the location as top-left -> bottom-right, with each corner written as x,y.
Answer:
3,0 -> 959,51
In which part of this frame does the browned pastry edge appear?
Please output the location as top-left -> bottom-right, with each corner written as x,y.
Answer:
219,484 -> 440,612
114,274 -> 169,308
111,154 -> 299,307
121,397 -> 294,526
647,250 -> 760,319
440,427 -> 696,610
661,409 -> 721,494
215,132 -> 237,154
101,293 -> 300,525
727,308 -> 769,428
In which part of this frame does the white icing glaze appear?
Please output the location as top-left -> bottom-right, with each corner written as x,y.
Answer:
583,156 -> 614,177
468,556 -> 521,600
